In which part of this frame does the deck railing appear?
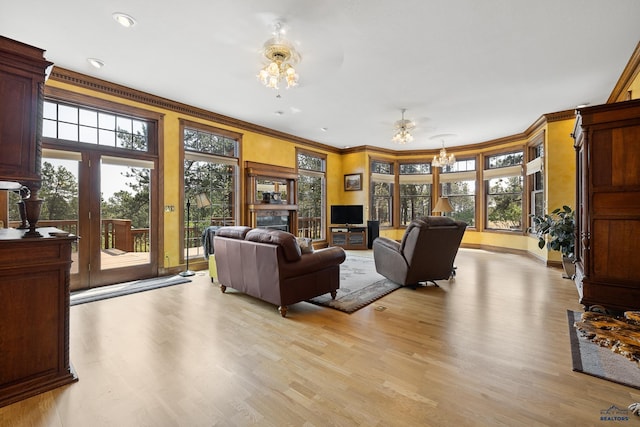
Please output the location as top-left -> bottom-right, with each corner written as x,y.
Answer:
9,216 -> 320,252
10,219 -> 150,253
297,216 -> 322,240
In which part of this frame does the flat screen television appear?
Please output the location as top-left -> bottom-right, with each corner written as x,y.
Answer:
330,205 -> 364,225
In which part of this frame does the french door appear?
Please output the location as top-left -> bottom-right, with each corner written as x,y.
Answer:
42,149 -> 157,290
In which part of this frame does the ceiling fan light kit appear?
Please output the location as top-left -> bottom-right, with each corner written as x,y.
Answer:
391,108 -> 415,144
258,22 -> 300,94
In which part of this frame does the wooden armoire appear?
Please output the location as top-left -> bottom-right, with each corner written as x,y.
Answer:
0,36 -> 77,407
572,99 -> 640,313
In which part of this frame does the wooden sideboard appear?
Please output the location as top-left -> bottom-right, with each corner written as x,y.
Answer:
0,228 -> 77,407
572,99 -> 640,313
329,227 -> 367,250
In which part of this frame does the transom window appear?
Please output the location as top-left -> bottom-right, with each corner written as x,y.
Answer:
183,127 -> 238,157
43,100 -> 149,151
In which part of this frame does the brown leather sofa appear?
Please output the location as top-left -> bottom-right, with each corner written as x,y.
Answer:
213,226 -> 346,317
373,216 -> 466,286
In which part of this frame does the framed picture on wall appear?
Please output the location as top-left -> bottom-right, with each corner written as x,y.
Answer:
344,173 -> 362,191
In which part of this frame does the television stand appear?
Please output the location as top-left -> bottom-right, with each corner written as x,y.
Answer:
329,226 -> 367,250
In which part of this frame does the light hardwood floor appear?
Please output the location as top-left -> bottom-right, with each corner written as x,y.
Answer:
2,248 -> 639,426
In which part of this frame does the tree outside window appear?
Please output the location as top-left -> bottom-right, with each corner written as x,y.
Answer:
297,151 -> 326,240
370,160 -> 394,226
183,125 -> 239,259
485,151 -> 523,231
399,162 -> 432,225
440,159 -> 476,227
528,144 -> 544,232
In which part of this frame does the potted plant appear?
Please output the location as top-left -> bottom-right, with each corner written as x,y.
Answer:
530,205 -> 576,279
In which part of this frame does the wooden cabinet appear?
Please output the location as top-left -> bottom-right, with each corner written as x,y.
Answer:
0,36 -> 51,194
0,227 -> 77,407
572,99 -> 640,312
329,227 -> 367,250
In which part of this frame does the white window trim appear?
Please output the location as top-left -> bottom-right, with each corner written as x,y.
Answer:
439,170 -> 477,183
399,174 -> 433,184
525,157 -> 543,176
483,165 -> 522,180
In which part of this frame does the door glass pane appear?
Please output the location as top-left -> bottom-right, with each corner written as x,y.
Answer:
100,159 -> 151,269
17,156 -> 80,274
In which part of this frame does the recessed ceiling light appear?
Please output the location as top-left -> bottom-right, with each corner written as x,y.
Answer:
87,58 -> 105,69
274,111 -> 284,116
112,12 -> 137,28
321,127 -> 328,132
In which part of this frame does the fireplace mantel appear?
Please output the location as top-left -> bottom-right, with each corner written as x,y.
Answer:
245,162 -> 298,233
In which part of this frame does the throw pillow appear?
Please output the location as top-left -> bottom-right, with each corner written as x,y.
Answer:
296,237 -> 314,254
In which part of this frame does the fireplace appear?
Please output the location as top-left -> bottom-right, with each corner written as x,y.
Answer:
245,162 -> 298,235
256,211 -> 290,232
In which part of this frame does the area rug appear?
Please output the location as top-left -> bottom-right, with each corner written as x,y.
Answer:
307,253 -> 402,314
70,275 -> 191,306
567,310 -> 640,389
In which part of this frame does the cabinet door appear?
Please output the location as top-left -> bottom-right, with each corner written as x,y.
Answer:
0,69 -> 38,182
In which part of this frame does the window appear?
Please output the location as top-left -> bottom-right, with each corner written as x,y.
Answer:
399,162 -> 432,225
43,100 -> 149,151
526,143 -> 544,232
370,160 -> 394,227
297,151 -> 326,240
440,159 -> 476,227
484,151 -> 524,230
182,123 -> 239,259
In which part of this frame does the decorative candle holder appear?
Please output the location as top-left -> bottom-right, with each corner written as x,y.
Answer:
16,200 -> 29,229
23,197 -> 43,238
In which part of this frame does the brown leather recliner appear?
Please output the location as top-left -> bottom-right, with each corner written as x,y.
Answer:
213,226 -> 346,317
373,216 -> 466,286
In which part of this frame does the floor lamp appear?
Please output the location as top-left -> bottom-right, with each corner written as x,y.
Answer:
432,196 -> 453,216
180,198 -> 195,277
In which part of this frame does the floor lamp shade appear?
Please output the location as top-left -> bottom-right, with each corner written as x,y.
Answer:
195,193 -> 211,209
432,197 -> 453,215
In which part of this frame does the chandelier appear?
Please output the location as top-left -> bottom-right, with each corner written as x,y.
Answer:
257,23 -> 300,93
432,140 -> 456,168
392,109 -> 415,144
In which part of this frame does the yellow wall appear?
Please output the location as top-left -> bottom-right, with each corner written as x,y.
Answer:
630,72 -> 640,100
44,77 -> 344,272
45,74 -> 580,272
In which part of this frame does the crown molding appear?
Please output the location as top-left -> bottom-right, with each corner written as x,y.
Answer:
48,67 -> 578,159
608,41 -> 640,103
49,67 -> 342,155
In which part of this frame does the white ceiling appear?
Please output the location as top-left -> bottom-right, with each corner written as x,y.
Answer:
2,0 -> 640,151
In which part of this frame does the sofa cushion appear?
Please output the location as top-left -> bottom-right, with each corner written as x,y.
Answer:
215,226 -> 252,240
245,228 -> 302,262
296,237 -> 314,254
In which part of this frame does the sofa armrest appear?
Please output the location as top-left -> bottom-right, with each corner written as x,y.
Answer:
279,246 -> 346,278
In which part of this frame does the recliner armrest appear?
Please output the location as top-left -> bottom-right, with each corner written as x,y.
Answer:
372,236 -> 401,253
